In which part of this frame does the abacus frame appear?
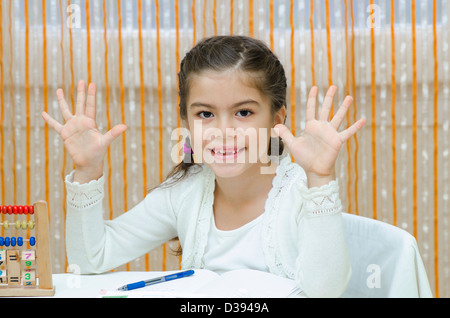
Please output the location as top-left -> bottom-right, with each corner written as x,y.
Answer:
0,201 -> 55,296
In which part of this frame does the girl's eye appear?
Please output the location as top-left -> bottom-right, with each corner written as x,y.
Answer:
197,111 -> 214,119
236,109 -> 253,117
196,109 -> 253,119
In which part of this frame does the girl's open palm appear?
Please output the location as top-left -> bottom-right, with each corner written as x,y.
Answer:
275,86 -> 366,181
41,81 -> 127,179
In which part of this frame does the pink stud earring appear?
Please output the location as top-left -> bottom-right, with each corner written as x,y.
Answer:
183,143 -> 193,154
183,137 -> 194,154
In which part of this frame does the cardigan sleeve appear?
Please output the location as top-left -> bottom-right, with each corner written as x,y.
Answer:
64,171 -> 179,274
294,178 -> 352,298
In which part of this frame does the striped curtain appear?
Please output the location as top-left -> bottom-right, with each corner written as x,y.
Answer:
0,0 -> 448,297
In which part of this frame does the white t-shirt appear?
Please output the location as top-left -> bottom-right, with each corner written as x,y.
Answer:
203,213 -> 268,274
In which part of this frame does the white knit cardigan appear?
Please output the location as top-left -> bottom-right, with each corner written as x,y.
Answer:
65,154 -> 351,297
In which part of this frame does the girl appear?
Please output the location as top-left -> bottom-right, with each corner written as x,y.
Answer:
41,35 -> 366,297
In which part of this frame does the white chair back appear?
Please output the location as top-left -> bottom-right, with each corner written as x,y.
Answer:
341,213 -> 433,298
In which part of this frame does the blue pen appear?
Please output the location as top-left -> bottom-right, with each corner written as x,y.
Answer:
116,270 -> 195,291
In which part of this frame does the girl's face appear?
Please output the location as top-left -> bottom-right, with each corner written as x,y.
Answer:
185,69 -> 286,179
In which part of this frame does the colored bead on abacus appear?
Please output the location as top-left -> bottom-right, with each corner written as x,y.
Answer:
0,236 -> 35,247
1,220 -> 35,230
1,205 -> 34,214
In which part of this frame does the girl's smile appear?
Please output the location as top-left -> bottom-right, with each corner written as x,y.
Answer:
209,146 -> 246,162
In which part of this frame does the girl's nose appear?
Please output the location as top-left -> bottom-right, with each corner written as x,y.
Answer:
216,117 -> 236,137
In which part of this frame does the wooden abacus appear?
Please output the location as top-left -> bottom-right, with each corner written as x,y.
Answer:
0,201 -> 55,296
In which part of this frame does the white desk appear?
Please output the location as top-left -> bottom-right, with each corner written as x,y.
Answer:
52,271 -> 153,298
3,271 -> 304,316
50,270 -> 304,298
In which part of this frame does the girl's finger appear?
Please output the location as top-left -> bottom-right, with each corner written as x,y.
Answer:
41,111 -> 64,134
102,124 -> 127,147
319,86 -> 337,122
274,124 -> 295,149
330,95 -> 353,130
75,80 -> 86,115
339,118 -> 367,142
305,86 -> 318,122
56,89 -> 73,121
85,83 -> 97,120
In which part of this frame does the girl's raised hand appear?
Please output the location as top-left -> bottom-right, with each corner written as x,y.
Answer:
274,86 -> 366,188
41,80 -> 127,183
